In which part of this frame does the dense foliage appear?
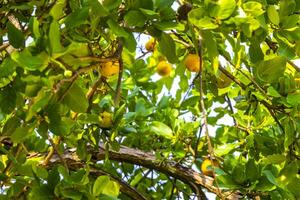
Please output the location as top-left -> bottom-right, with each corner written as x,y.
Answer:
0,0 -> 300,199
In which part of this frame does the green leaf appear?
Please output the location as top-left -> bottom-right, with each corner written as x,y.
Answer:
286,92 -> 300,106
284,119 -> 295,149
263,154 -> 286,165
267,6 -> 280,25
215,143 -> 238,156
50,0 -> 66,20
243,1 -> 264,17
107,19 -> 137,52
267,86 -> 281,97
139,8 -> 159,18
189,8 -> 218,29
287,177 -> 300,197
0,57 -> 17,87
216,175 -> 239,189
232,163 -> 246,184
0,87 -> 17,114
249,40 -> 264,63
93,176 -> 110,196
62,83 -> 88,113
281,15 -> 299,29
32,165 -> 48,179
11,50 -> 50,71
64,7 -> 89,29
262,170 -> 278,186
29,17 -> 41,39
89,0 -> 109,17
11,126 -> 33,143
255,56 -> 286,83
102,181 -> 120,197
203,31 -> 219,73
2,116 -> 20,136
49,20 -> 63,54
149,121 -> 173,139
61,189 -> 82,200
158,32 -> 177,63
124,10 -> 146,27
246,159 -> 259,181
102,0 -> 121,10
215,0 -> 236,20
7,22 -> 24,48
279,0 -> 296,20
278,161 -> 298,186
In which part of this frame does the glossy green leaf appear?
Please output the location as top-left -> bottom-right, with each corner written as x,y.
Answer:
102,0 -> 121,10
11,50 -> 49,71
232,163 -> 246,184
62,83 -> 88,113
93,176 -> 110,196
267,6 -> 280,25
64,7 -> 89,29
149,121 -> 173,139
49,20 -> 63,54
7,22 -> 24,48
215,143 -> 238,156
255,56 -> 286,83
287,92 -> 300,106
158,32 -> 177,63
11,126 -> 33,143
50,0 -> 66,20
124,10 -> 146,27
30,17 -> 41,39
263,154 -> 286,165
102,181 -> 120,197
215,0 -> 236,20
189,8 -> 218,29
246,159 -> 259,182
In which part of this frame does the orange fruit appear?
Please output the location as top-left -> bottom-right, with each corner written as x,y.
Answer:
145,38 -> 156,52
184,54 -> 201,72
201,158 -> 219,176
156,61 -> 172,76
100,61 -> 119,77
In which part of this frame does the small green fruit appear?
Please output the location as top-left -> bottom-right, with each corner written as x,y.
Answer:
64,70 -> 73,78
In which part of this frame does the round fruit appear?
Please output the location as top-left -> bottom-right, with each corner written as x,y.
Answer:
100,61 -> 119,77
201,158 -> 219,177
184,54 -> 201,72
145,38 -> 156,52
99,111 -> 113,128
64,70 -> 73,78
216,72 -> 232,88
156,61 -> 172,76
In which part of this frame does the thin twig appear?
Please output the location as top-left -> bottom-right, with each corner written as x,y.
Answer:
114,41 -> 124,107
225,94 -> 237,126
197,34 -> 224,200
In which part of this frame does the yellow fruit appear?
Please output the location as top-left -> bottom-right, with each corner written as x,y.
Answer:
216,72 -> 232,88
145,38 -> 156,51
201,158 -> 219,177
156,61 -> 172,76
100,61 -> 119,77
184,54 -> 201,72
99,111 -> 113,128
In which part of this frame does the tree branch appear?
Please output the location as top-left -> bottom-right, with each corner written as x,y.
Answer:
39,144 -> 241,199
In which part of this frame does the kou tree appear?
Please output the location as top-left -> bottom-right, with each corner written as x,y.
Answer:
0,0 -> 300,199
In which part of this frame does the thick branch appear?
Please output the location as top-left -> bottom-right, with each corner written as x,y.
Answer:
42,145 -> 241,200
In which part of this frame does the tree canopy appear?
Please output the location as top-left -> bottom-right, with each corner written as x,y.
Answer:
0,0 -> 300,199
